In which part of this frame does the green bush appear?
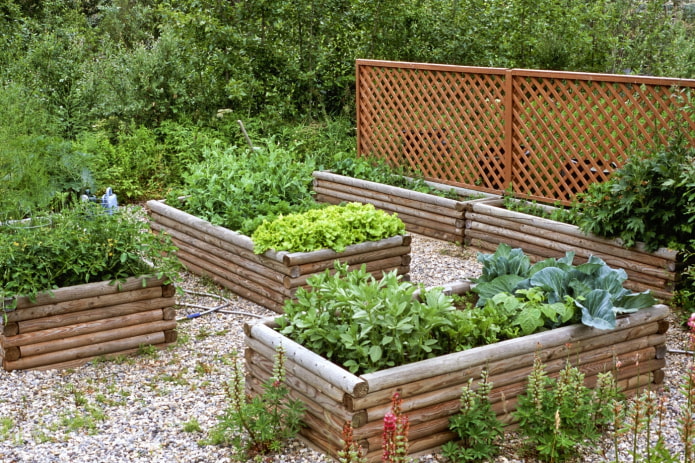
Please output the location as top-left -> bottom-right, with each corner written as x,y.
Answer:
0,135 -> 92,221
574,136 -> 695,251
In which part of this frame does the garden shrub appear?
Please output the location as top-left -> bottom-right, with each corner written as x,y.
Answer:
574,136 -> 695,251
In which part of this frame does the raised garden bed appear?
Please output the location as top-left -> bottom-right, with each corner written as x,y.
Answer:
464,198 -> 682,300
312,171 -> 496,244
1,276 -> 176,371
244,280 -> 669,462
146,199 -> 411,313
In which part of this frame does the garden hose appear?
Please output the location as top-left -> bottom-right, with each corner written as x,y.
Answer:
176,289 -> 263,321
667,348 -> 695,355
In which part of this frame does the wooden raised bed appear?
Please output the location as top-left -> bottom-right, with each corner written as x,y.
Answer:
465,199 -> 681,300
1,276 -> 177,371
312,171 -> 496,244
244,283 -> 669,462
146,199 -> 411,313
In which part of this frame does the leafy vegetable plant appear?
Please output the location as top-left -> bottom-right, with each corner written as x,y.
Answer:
251,202 -> 405,254
276,263 -> 457,374
0,203 -> 181,308
170,142 -> 318,236
472,244 -> 657,330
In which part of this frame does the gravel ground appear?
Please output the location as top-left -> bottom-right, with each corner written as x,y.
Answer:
0,234 -> 692,463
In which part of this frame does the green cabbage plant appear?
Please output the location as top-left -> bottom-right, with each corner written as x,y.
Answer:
472,244 -> 657,330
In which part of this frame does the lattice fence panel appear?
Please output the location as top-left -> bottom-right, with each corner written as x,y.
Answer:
356,60 -> 695,204
511,74 -> 695,203
357,63 -> 506,193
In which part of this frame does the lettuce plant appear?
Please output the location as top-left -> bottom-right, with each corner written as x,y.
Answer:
251,202 -> 405,254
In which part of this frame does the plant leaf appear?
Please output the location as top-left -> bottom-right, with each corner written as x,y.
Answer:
473,275 -> 526,306
576,289 -> 616,330
614,291 -> 657,314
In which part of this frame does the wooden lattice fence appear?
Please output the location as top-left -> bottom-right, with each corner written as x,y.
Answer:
356,60 -> 695,204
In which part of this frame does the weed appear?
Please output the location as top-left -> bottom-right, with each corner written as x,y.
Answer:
0,417 -> 14,440
136,344 -> 159,358
182,418 -> 202,433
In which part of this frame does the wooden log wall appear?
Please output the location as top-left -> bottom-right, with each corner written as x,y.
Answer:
465,199 -> 681,300
312,171 -> 496,244
146,199 -> 411,313
244,304 -> 669,462
1,277 -> 177,371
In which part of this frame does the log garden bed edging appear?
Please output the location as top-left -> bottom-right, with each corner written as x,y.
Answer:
1,276 -> 177,371
312,171 -> 497,244
244,285 -> 669,462
146,199 -> 411,313
464,198 -> 681,300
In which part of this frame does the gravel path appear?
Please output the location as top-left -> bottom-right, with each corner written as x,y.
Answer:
0,234 -> 692,462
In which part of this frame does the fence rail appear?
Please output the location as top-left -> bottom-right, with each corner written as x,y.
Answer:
356,60 -> 695,204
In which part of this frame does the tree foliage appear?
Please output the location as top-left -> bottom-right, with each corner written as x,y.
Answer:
1,0 -> 694,206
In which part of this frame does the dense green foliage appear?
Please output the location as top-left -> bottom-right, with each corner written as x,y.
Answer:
0,203 -> 181,305
574,136 -> 695,251
514,357 -> 621,462
167,141 -> 319,236
276,264 -> 459,374
2,1 -> 694,308
473,244 -> 657,330
251,202 -> 406,254
2,0 -> 694,214
276,243 -> 656,374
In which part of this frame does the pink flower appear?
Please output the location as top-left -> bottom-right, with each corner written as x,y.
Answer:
688,313 -> 695,330
383,412 -> 396,433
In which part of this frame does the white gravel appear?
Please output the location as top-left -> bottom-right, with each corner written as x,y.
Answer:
0,234 -> 692,462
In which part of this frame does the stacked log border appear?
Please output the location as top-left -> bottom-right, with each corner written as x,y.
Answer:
245,292 -> 669,462
146,199 -> 411,313
465,199 -> 681,300
312,171 -> 497,244
1,276 -> 177,371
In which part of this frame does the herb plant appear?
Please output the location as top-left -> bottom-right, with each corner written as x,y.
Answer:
251,202 -> 406,254
170,142 -> 318,236
0,203 -> 181,308
276,263 -> 458,374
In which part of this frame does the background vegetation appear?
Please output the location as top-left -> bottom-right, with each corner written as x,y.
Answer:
1,0 -> 694,217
